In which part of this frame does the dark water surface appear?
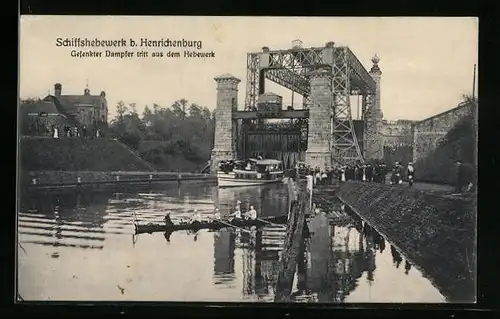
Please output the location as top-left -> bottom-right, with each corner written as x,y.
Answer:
17,183 -> 445,302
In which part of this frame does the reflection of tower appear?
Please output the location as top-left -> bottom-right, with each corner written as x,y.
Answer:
331,223 -> 368,302
307,214 -> 331,298
242,236 -> 258,296
253,230 -> 266,295
213,231 -> 236,276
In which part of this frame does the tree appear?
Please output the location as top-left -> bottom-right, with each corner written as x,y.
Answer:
20,97 -> 43,105
107,97 -> 216,172
461,94 -> 477,104
171,98 -> 188,120
116,101 -> 128,119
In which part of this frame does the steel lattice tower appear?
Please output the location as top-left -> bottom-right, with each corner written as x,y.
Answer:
244,41 -> 383,166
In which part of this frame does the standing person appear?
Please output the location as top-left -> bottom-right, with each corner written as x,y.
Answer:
366,164 -> 374,182
407,162 -> 415,187
391,162 -> 399,184
340,166 -> 346,182
455,160 -> 464,193
321,171 -> 327,185
53,126 -> 59,139
396,162 -> 403,184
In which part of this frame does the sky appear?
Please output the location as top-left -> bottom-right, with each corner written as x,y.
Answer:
19,16 -> 478,121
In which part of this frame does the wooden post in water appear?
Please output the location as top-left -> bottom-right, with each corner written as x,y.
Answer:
274,183 -> 309,302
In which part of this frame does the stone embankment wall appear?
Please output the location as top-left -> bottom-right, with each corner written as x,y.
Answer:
336,181 -> 476,302
412,102 -> 476,184
22,171 -> 216,187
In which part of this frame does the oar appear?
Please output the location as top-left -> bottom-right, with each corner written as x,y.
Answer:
256,218 -> 285,228
217,220 -> 252,233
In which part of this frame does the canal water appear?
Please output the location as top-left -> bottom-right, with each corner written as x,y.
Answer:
17,183 -> 445,302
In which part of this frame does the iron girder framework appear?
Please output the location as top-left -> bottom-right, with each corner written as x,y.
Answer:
331,47 -> 363,165
245,45 -> 377,165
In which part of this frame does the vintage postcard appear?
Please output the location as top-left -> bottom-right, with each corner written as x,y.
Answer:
17,16 -> 477,303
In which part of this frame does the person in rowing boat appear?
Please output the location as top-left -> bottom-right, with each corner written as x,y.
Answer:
189,209 -> 202,227
229,206 -> 242,223
244,205 -> 257,221
164,212 -> 174,228
210,208 -> 221,222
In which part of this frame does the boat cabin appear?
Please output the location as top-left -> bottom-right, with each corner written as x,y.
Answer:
232,158 -> 284,180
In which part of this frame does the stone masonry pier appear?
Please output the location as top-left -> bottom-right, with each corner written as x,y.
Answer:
336,181 -> 476,302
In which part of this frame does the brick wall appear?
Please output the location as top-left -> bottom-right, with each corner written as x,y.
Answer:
413,102 -> 475,184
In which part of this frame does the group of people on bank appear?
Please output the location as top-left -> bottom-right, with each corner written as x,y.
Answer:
298,159 -> 473,193
296,161 -> 417,186
31,123 -> 103,139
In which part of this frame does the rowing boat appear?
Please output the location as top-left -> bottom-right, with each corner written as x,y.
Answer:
135,215 -> 288,235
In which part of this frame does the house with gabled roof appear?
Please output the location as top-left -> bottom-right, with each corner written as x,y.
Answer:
21,83 -> 109,136
48,83 -> 109,127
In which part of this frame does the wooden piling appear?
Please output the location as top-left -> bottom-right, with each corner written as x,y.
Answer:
274,184 -> 309,302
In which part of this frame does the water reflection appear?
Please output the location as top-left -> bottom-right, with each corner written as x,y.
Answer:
18,192 -> 113,250
18,183 -> 444,302
285,210 -> 446,303
213,231 -> 236,284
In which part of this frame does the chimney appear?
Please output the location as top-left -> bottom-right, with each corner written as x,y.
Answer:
54,83 -> 62,97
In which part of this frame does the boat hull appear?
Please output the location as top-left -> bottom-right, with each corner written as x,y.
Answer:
135,215 -> 288,234
217,176 -> 283,188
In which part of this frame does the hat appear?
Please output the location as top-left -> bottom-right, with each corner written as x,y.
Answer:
237,200 -> 241,204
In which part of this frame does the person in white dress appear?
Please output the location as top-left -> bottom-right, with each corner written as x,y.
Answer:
53,127 -> 59,139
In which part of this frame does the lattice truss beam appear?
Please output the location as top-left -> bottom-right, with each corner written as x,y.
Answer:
331,47 -> 364,166
245,45 -> 378,165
